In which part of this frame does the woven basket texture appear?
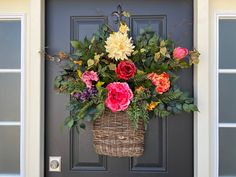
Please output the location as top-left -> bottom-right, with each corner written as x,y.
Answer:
93,110 -> 144,157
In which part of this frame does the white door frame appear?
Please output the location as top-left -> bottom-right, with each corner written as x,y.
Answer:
25,0 -> 211,177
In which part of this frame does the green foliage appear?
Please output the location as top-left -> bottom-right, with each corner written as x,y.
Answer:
127,91 -> 150,129
151,88 -> 199,118
131,29 -> 192,73
159,89 -> 183,104
154,108 -> 171,118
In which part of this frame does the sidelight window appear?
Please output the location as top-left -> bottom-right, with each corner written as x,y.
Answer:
216,15 -> 236,177
0,16 -> 25,177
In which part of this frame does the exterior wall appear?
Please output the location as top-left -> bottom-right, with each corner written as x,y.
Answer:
210,0 -> 236,10
0,0 -> 29,12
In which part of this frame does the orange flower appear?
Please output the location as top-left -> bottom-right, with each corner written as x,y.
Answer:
58,51 -> 68,60
74,60 -> 83,66
135,86 -> 145,93
147,72 -> 170,94
147,101 -> 159,111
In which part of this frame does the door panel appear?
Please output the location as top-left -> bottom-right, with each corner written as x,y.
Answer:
45,1 -> 193,177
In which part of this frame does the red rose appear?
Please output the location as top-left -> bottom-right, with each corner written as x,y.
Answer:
115,60 -> 136,80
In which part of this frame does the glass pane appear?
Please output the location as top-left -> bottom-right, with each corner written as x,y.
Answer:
219,74 -> 236,123
219,19 -> 236,69
0,126 -> 20,173
219,128 -> 236,176
0,73 -> 20,121
0,20 -> 21,69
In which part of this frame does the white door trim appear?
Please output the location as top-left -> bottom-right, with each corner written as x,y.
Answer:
26,0 -> 211,177
194,0 -> 211,177
25,0 -> 45,177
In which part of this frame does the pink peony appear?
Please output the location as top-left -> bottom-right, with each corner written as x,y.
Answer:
82,71 -> 99,88
173,47 -> 188,60
105,82 -> 133,112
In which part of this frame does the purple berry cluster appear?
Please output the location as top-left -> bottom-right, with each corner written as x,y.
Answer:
72,87 -> 98,101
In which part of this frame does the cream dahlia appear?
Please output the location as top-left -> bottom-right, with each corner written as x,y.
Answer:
105,32 -> 134,61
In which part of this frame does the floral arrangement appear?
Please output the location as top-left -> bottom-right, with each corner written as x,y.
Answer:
49,13 -> 200,130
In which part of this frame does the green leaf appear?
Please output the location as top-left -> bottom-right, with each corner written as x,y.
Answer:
74,50 -> 82,57
71,41 -> 81,49
154,109 -> 171,118
108,63 -> 116,70
140,28 -> 145,35
66,118 -> 74,128
102,25 -> 108,31
79,123 -> 86,129
87,59 -> 95,67
84,36 -> 90,46
140,48 -> 146,53
183,104 -> 190,112
96,81 -> 105,90
160,47 -> 167,55
167,106 -> 172,111
160,40 -> 166,47
158,103 -> 165,110
148,35 -> 158,46
84,107 -> 97,121
160,64 -> 168,71
183,103 -> 198,112
144,57 -> 152,67
189,104 -> 199,112
96,103 -> 105,111
176,103 -> 182,110
159,89 -> 183,103
154,52 -> 161,61
54,76 -> 62,88
172,107 -> 179,114
189,49 -> 200,65
179,61 -> 190,68
185,98 -> 193,104
75,101 -> 94,120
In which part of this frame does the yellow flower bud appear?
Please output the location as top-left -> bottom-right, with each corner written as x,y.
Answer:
77,70 -> 82,78
147,101 -> 159,111
119,23 -> 129,34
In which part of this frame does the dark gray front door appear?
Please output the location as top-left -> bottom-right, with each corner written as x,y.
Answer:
45,1 -> 193,177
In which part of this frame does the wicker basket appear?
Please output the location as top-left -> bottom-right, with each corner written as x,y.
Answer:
92,110 -> 145,157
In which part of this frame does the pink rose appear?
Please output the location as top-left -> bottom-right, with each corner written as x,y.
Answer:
105,82 -> 133,112
115,60 -> 136,80
82,71 -> 99,88
173,47 -> 188,60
